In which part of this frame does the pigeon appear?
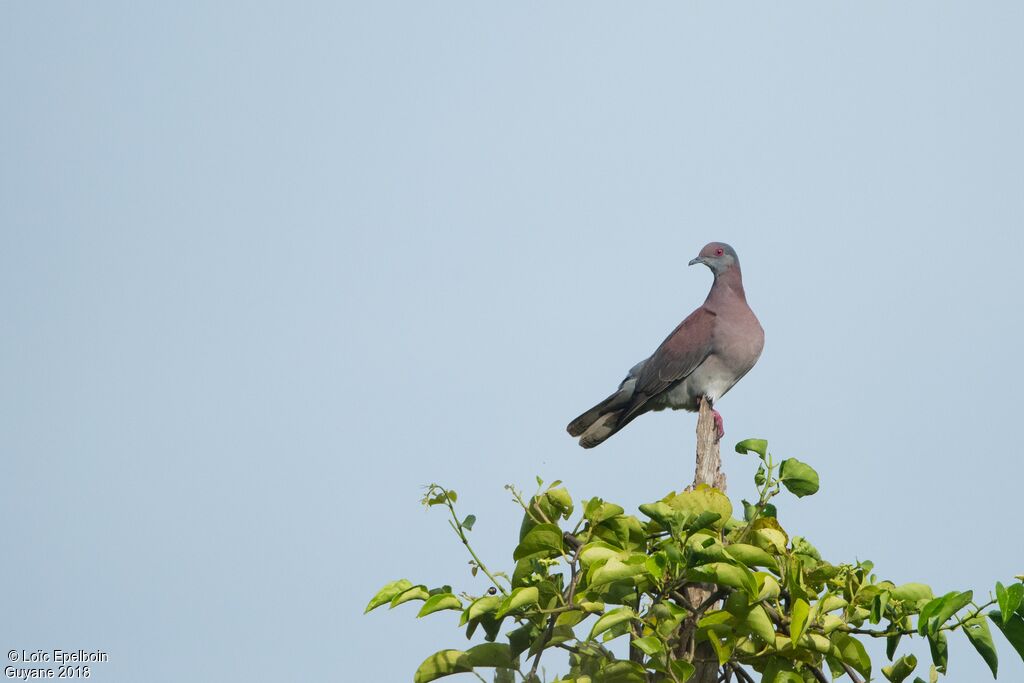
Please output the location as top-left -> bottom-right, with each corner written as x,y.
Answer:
567,242 -> 764,448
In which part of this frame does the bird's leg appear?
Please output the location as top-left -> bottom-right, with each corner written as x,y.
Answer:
711,409 -> 725,442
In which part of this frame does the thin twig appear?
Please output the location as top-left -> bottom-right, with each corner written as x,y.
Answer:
841,598 -> 997,638
670,590 -> 695,612
762,603 -> 788,632
563,532 -> 582,550
840,662 -> 864,683
527,542 -> 585,679
729,664 -> 756,683
431,485 -> 510,596
528,616 -> 557,680
809,666 -> 829,683
695,588 -> 728,615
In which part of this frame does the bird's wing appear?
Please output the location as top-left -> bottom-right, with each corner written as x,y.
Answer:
617,306 -> 716,423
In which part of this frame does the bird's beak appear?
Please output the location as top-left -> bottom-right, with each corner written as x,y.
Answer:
688,257 -> 704,266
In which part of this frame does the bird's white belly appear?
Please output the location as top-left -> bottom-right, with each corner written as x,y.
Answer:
660,357 -> 738,411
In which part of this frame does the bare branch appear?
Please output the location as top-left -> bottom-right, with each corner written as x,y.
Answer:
527,542 -> 585,679
840,662 -> 864,683
809,666 -> 829,683
729,664 -> 756,683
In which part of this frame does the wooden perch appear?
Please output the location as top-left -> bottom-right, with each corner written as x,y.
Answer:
678,397 -> 727,683
693,396 -> 726,490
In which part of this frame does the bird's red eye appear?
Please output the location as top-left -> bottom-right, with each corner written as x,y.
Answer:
715,248 -> 724,256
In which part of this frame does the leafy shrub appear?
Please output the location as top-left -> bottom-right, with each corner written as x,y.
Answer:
366,439 -> 1024,683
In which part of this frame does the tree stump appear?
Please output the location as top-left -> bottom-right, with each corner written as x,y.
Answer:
693,397 -> 726,492
677,397 -> 726,683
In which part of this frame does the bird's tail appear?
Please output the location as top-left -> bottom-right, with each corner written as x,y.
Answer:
576,410 -> 626,449
568,391 -> 643,448
566,393 -> 620,437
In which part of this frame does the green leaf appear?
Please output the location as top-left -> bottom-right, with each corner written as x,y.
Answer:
364,578 -> 412,613
750,517 -> 789,554
741,499 -> 777,521
637,501 -> 679,529
735,438 -> 768,457
707,633 -> 734,665
461,514 -> 476,531
934,590 -> 972,629
817,615 -> 843,636
797,633 -> 833,654
585,499 -> 624,524
631,635 -> 664,655
917,596 -> 942,635
756,573 -> 782,602
763,658 -> 802,683
507,623 -> 539,658
589,606 -> 636,639
697,609 -> 733,631
881,654 -> 917,683
777,674 -> 803,683
921,590 -> 972,635
413,650 -> 470,683
556,609 -> 585,628
963,615 -> 998,677
927,630 -> 948,674
590,557 -> 647,588
886,632 -> 902,661
417,593 -> 463,617
741,604 -> 776,644
528,625 -> 575,655
665,485 -> 733,530
579,541 -> 624,566
466,595 -> 503,622
593,515 -> 646,552
391,585 -> 431,607
687,536 -> 730,564
789,598 -> 810,644
513,523 -> 564,561
778,458 -> 819,497
463,643 -> 513,668
687,562 -> 758,598
497,586 -> 538,617
596,660 -> 647,683
996,582 -> 1024,624
426,492 -> 450,507
670,659 -> 695,682
410,643 -> 514,683
725,543 -> 779,571
686,511 -> 723,532
544,487 -> 574,519
989,609 -> 1024,664
646,552 -> 667,583
871,590 -> 891,624
891,583 -> 933,604
832,632 -> 871,679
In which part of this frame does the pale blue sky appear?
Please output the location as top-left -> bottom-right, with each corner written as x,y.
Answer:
2,2 -> 1022,682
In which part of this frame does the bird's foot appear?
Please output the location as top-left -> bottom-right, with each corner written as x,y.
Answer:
711,409 -> 725,442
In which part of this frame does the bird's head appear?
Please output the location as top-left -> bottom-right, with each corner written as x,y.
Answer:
689,242 -> 739,275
